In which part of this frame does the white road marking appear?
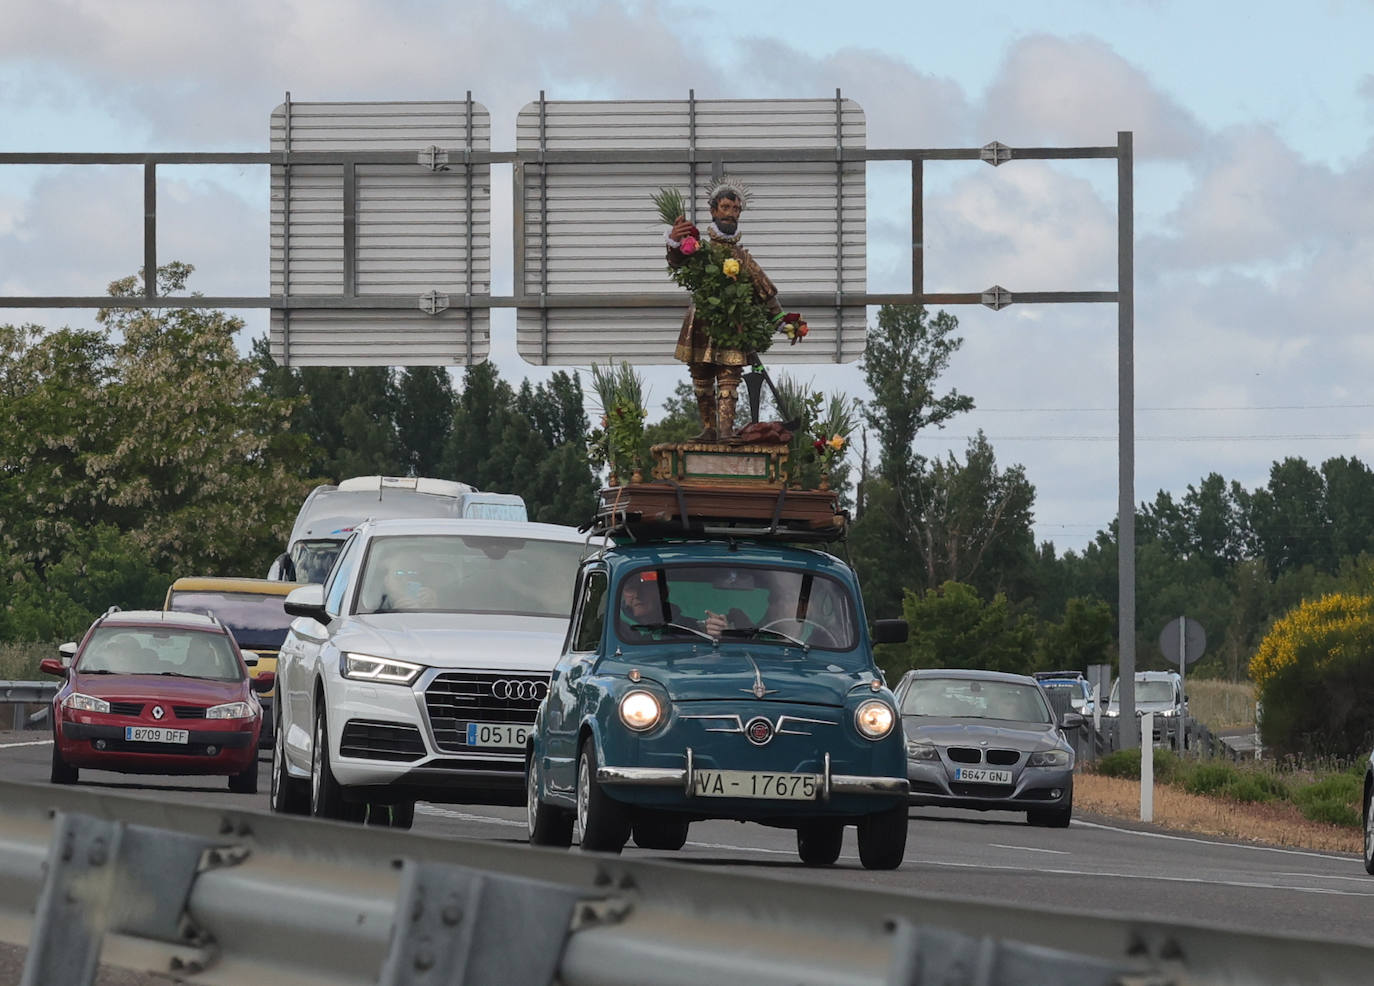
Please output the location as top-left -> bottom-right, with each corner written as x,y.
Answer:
416,804 -> 524,827
0,739 -> 52,749
1073,818 -> 1358,862
989,843 -> 1070,855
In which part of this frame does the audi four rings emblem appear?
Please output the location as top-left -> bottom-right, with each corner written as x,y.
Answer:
491,679 -> 548,701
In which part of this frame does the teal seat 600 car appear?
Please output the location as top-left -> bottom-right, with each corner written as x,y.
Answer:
525,517 -> 912,869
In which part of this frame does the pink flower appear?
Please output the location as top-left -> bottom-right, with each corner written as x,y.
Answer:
680,236 -> 699,255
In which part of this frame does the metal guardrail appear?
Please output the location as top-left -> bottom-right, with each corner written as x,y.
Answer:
0,681 -> 54,731
0,780 -> 1370,985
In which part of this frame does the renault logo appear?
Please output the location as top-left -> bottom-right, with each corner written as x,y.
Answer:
491,679 -> 547,702
151,706 -> 165,720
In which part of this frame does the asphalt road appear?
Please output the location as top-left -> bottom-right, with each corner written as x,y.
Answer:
2,727 -> 1369,966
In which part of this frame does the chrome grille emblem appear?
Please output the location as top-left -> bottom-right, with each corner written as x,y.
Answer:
151,706 -> 165,720
745,716 -> 774,746
491,679 -> 548,702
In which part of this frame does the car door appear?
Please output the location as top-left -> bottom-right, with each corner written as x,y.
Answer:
544,565 -> 607,797
286,533 -> 363,764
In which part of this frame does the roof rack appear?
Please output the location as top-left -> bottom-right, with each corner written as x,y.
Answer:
586,481 -> 848,545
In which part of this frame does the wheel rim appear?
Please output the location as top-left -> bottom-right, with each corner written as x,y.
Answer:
526,760 -> 540,837
575,753 -> 590,844
1365,791 -> 1374,865
311,715 -> 324,814
271,723 -> 284,806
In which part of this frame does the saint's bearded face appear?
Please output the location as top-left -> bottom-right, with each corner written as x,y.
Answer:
710,195 -> 742,235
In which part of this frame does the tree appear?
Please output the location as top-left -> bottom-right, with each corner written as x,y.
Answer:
877,581 -> 1037,680
1035,597 -> 1115,674
1249,592 -> 1374,757
394,366 -> 455,477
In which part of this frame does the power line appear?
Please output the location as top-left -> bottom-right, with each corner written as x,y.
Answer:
915,434 -> 1374,442
972,403 -> 1374,412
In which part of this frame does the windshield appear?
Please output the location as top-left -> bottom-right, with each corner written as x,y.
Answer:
291,539 -> 343,584
1111,680 -> 1177,704
166,590 -> 292,651
614,564 -> 858,651
354,534 -> 583,618
77,627 -> 243,681
900,677 -> 1052,724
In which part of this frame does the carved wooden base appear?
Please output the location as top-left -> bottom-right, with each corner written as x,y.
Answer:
649,441 -> 789,486
595,481 -> 844,541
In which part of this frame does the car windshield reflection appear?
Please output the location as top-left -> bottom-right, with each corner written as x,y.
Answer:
76,627 -> 244,682
901,677 -> 1052,724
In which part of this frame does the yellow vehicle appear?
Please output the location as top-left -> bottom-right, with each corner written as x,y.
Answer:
164,577 -> 303,747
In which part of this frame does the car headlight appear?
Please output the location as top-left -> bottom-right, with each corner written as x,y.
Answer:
618,690 -> 663,732
1158,708 -> 1178,718
340,652 -> 423,685
206,701 -> 255,720
855,700 -> 895,740
1027,749 -> 1074,768
62,693 -> 110,714
905,740 -> 940,762
1104,707 -> 1119,718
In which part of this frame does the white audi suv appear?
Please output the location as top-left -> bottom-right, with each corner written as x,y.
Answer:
269,517 -> 587,826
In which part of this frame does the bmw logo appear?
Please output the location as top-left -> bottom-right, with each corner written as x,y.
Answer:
745,716 -> 774,746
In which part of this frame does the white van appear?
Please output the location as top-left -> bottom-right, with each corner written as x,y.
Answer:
267,476 -> 527,583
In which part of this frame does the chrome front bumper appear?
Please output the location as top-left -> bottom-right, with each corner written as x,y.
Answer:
597,748 -> 909,801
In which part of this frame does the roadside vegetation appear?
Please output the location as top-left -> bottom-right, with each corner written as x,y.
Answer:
0,642 -> 46,681
1092,748 -> 1363,830
1186,679 -> 1257,731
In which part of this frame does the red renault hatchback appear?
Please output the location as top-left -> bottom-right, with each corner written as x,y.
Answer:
42,609 -> 271,792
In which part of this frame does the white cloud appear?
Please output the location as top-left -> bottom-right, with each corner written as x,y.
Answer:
979,34 -> 1206,159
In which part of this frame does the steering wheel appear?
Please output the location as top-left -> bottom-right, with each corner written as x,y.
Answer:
756,618 -> 839,648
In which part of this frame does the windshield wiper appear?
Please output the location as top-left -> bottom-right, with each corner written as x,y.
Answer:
156,671 -> 197,678
631,622 -> 717,644
747,626 -> 808,649
79,668 -> 116,675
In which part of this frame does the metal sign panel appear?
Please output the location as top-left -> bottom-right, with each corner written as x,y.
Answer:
269,99 -> 492,366
514,97 -> 866,365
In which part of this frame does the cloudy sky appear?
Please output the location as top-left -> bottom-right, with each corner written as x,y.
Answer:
4,0 -> 1373,553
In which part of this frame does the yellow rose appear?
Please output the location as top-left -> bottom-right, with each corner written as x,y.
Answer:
828,434 -> 845,451
722,258 -> 741,279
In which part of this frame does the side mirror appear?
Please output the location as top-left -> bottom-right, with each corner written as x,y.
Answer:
1060,712 -> 1084,730
39,657 -> 68,678
240,650 -> 259,667
251,672 -> 276,694
58,642 -> 78,666
284,583 -> 328,623
871,619 -> 909,645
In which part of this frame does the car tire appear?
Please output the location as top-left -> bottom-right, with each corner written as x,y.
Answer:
1363,782 -> 1374,876
796,821 -> 844,866
632,814 -> 689,851
311,703 -> 363,822
228,761 -> 258,794
527,756 -> 573,847
270,714 -> 310,815
364,801 -> 415,829
49,737 -> 78,785
1028,780 -> 1074,828
574,741 -> 629,853
856,803 -> 908,870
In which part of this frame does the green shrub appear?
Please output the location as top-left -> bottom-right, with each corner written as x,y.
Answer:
1226,773 -> 1288,803
1095,747 -> 1181,783
1299,798 -> 1361,828
1183,763 -> 1238,796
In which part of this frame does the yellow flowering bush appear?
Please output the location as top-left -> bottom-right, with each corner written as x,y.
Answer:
1248,592 -> 1374,756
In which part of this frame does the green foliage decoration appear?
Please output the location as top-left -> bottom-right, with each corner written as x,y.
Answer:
654,187 -> 778,353
587,362 -> 648,481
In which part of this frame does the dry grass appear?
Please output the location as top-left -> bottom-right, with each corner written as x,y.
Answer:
1076,771 -> 1360,853
0,642 -> 50,680
1186,679 -> 1256,730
